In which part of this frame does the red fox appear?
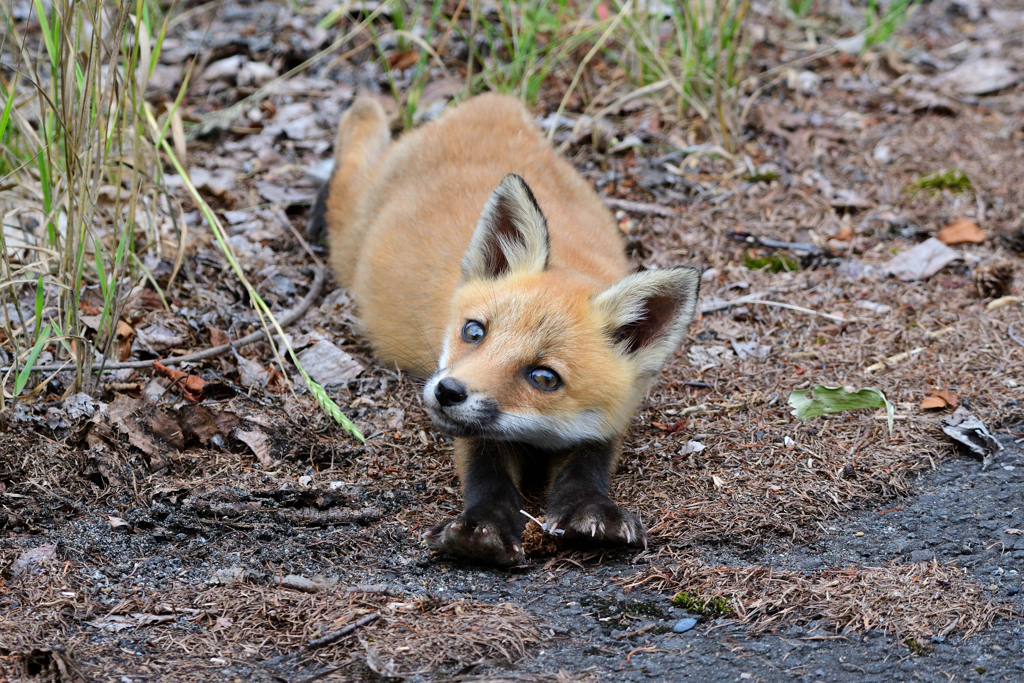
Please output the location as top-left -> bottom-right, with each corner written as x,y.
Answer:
308,94 -> 699,566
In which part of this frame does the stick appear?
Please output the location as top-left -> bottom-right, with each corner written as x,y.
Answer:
700,292 -> 851,323
602,197 -> 678,217
1008,324 -> 1024,349
305,612 -> 381,651
1,267 -> 325,375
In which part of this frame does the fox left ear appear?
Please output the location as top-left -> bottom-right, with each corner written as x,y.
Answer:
594,266 -> 701,379
461,174 -> 550,282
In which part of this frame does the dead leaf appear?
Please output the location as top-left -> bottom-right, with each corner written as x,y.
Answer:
920,388 -> 958,411
8,544 -> 56,578
835,225 -> 855,241
296,340 -> 363,386
386,49 -> 419,70
208,326 -> 230,347
177,404 -> 240,445
236,355 -> 270,389
255,180 -> 317,205
202,55 -> 244,81
937,218 -> 985,245
152,359 -> 205,402
89,615 -> 136,633
108,516 -> 130,530
235,428 -> 274,467
936,59 -> 1022,96
940,407 -> 1003,470
885,237 -> 962,281
133,324 -> 185,354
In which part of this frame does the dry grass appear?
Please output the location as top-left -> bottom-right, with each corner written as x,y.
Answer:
622,558 -> 1019,641
0,556 -> 538,681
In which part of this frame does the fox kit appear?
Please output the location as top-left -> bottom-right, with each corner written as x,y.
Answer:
308,94 -> 699,567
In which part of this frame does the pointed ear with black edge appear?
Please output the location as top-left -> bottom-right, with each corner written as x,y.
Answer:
594,266 -> 701,379
461,174 -> 550,282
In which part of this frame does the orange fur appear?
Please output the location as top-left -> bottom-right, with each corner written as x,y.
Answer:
317,94 -> 700,563
324,94 -> 630,378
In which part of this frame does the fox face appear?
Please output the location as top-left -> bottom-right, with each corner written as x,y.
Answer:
423,174 -> 700,449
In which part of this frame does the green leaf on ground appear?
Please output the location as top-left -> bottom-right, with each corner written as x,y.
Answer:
788,384 -> 894,434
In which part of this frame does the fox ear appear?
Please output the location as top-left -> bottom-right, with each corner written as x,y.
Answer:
594,266 -> 701,379
461,174 -> 549,281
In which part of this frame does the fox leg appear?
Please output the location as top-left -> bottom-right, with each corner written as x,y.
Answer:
544,438 -> 647,548
306,98 -> 391,259
424,437 -> 527,567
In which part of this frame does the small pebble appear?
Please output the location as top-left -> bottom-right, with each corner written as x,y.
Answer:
673,618 -> 698,633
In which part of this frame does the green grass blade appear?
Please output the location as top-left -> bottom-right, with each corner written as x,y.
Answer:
0,82 -> 14,143
33,275 -> 44,331
94,238 -> 108,301
143,104 -> 364,442
32,0 -> 57,69
14,323 -> 51,396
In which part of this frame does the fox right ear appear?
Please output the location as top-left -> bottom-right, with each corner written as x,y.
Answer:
461,174 -> 550,281
594,266 -> 701,381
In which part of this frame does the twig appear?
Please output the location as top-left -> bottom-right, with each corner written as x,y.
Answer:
305,612 -> 381,651
701,292 -> 851,323
1008,324 -> 1024,349
864,347 -> 926,374
726,230 -> 819,253
602,197 -> 678,217
1,267 -> 325,374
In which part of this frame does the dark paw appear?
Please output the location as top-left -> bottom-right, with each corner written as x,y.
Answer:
424,514 -> 525,567
546,498 -> 648,548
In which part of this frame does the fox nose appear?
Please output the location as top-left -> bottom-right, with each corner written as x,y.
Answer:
435,377 -> 468,407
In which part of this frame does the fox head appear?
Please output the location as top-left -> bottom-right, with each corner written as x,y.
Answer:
423,174 -> 700,449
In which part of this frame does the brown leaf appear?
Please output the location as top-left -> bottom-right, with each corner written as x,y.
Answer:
920,388 -> 958,410
387,49 -> 419,70
208,326 -> 230,347
177,404 -> 240,444
835,225 -> 855,241
235,428 -> 274,467
152,359 -> 205,402
937,218 -> 985,245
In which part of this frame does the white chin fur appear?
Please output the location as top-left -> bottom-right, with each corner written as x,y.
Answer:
491,411 -> 609,449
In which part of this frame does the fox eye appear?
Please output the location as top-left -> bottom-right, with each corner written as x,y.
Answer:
527,366 -> 561,391
462,320 -> 486,343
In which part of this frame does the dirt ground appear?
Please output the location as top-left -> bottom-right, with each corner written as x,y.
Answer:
3,0 -> 1024,681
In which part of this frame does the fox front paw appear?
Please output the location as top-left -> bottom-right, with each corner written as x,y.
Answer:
424,514 -> 525,567
546,499 -> 648,549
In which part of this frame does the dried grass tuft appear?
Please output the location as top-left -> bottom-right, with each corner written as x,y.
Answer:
624,559 -> 1020,640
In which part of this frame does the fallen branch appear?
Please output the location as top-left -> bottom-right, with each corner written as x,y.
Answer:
305,612 -> 381,651
601,197 -> 678,217
273,506 -> 382,526
1,267 -> 325,375
701,292 -> 852,323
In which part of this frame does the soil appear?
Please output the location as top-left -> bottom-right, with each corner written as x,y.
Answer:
3,0 -> 1024,681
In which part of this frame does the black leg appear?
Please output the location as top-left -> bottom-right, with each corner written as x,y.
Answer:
424,438 -> 527,567
545,439 -> 647,547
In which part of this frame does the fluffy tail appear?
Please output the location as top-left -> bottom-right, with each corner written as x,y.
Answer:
306,98 -> 391,245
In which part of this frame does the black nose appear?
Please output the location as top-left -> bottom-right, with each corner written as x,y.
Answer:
435,377 -> 468,407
